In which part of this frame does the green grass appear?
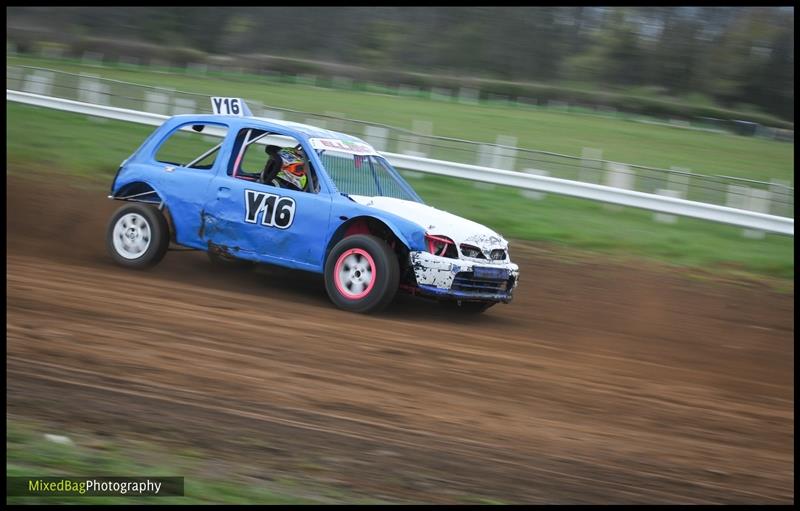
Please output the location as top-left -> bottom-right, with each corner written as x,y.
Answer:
7,54 -> 795,183
6,418 -> 339,504
6,102 -> 793,280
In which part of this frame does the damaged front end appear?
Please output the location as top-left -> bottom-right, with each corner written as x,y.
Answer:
407,251 -> 520,303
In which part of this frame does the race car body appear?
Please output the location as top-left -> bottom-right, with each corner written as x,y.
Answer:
107,98 -> 519,313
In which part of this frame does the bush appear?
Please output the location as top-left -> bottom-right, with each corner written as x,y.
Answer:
66,37 -> 208,68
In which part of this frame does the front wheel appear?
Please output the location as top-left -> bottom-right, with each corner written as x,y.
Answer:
324,234 -> 399,313
106,203 -> 170,268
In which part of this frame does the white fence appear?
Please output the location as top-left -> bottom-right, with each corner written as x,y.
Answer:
7,89 -> 794,236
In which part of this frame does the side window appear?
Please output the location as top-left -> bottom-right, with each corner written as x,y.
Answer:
155,123 -> 228,169
228,128 -> 270,177
229,127 -> 320,194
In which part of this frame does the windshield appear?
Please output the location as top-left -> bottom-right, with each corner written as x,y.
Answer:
317,149 -> 422,202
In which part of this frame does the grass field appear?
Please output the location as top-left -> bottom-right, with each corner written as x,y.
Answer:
7,55 -> 795,183
6,102 -> 793,280
6,418 -> 371,504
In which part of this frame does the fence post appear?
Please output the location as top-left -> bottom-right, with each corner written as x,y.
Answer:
726,185 -> 770,238
6,66 -> 24,91
604,162 -> 634,211
768,179 -> 792,218
653,167 -> 690,223
743,188 -> 771,239
520,169 -> 549,200
364,126 -> 389,152
653,189 -> 683,223
580,147 -> 603,183
172,97 -> 196,115
399,120 -> 431,157
144,91 -> 171,115
78,74 -> 109,106
324,111 -> 345,132
23,70 -> 55,96
492,135 -> 518,171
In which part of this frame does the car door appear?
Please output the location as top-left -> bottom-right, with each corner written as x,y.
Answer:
201,129 -> 333,271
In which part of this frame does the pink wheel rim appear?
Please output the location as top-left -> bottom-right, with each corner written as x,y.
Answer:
333,248 -> 376,300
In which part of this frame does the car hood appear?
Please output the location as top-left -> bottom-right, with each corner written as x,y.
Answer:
350,195 -> 508,251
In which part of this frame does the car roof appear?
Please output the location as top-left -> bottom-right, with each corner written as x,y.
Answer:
169,114 -> 371,147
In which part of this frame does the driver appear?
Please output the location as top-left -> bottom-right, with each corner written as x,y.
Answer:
262,145 -> 309,192
260,145 -> 283,184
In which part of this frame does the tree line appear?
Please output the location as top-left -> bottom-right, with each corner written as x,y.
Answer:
7,6 -> 794,121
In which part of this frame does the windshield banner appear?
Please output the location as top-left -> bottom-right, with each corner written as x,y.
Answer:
309,138 -> 378,156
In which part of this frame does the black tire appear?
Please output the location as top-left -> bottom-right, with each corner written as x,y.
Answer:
106,203 -> 170,269
448,301 -> 496,314
207,250 -> 256,270
324,234 -> 399,313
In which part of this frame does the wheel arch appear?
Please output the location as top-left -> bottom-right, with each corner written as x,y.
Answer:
324,216 -> 411,267
111,181 -> 176,242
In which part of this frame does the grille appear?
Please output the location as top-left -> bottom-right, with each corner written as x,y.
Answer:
451,272 -> 510,294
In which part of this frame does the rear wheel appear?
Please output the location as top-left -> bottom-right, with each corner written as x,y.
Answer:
324,234 -> 399,313
106,203 -> 170,268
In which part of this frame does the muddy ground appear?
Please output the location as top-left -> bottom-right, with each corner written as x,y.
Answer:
6,174 -> 794,503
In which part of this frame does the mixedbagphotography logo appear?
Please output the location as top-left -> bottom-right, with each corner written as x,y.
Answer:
7,477 -> 184,497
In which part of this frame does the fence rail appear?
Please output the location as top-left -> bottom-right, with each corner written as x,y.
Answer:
6,88 -> 794,236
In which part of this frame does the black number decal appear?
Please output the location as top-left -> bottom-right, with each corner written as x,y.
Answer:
244,190 -> 296,229
230,99 -> 240,115
274,198 -> 295,228
262,195 -> 277,226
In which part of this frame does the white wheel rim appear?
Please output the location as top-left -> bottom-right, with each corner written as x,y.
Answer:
112,213 -> 152,259
336,252 -> 374,297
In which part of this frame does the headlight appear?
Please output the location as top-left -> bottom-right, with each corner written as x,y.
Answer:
460,244 -> 482,259
490,249 -> 507,260
425,233 -> 456,258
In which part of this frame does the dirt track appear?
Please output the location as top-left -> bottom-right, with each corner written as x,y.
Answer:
6,174 -> 794,503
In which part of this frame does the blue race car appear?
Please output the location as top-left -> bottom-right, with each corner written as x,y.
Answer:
106,98 -> 520,313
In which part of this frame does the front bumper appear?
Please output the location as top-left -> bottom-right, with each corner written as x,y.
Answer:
408,251 -> 520,303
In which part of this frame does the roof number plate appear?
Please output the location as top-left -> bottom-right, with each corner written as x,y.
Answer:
473,267 -> 509,280
211,97 -> 250,116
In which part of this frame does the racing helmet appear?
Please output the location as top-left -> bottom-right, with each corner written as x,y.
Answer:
275,146 -> 308,191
